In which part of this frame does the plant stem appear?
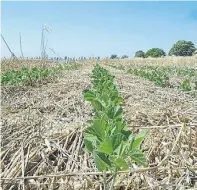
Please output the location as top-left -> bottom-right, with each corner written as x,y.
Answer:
109,167 -> 118,190
103,170 -> 107,190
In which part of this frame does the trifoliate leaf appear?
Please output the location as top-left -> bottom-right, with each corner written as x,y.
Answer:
130,149 -> 147,167
98,138 -> 113,155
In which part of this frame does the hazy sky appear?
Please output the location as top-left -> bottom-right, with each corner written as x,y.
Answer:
1,1 -> 197,58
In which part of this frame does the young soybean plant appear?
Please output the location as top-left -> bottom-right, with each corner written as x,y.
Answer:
83,64 -> 148,190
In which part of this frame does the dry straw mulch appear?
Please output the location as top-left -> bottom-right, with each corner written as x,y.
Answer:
1,59 -> 197,189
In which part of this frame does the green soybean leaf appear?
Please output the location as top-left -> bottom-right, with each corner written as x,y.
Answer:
113,157 -> 128,170
91,100 -> 103,111
121,130 -> 133,141
93,152 -> 111,171
114,141 -> 123,155
131,130 -> 148,149
84,139 -> 94,153
92,118 -> 108,140
107,106 -> 123,119
83,89 -> 96,101
130,149 -> 147,167
101,92 -> 109,105
84,127 -> 98,141
114,97 -> 124,105
115,141 -> 129,157
98,138 -> 113,155
112,133 -> 127,151
114,107 -> 123,118
110,121 -> 125,135
111,91 -> 119,100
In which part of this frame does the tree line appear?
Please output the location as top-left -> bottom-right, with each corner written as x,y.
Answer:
14,56 -> 101,61
111,40 -> 197,59
3,40 -> 196,60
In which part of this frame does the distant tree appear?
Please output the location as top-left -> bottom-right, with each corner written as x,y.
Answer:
193,49 -> 197,55
64,56 -> 67,60
121,55 -> 129,59
135,50 -> 145,58
98,56 -> 100,60
110,54 -> 118,59
169,40 -> 196,56
145,48 -> 166,58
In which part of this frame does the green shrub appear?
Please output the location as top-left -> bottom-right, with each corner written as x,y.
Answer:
145,48 -> 166,58
134,50 -> 145,58
169,40 -> 196,56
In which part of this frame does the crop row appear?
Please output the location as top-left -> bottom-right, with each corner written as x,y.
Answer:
127,67 -> 197,91
82,64 -> 147,189
1,64 -> 79,85
139,65 -> 197,78
128,68 -> 169,88
109,64 -> 196,92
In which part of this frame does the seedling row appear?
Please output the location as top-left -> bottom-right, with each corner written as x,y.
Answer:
1,63 -> 80,85
109,64 -> 197,92
83,64 -> 148,190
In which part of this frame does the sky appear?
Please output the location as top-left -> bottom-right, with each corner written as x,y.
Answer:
1,1 -> 197,58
